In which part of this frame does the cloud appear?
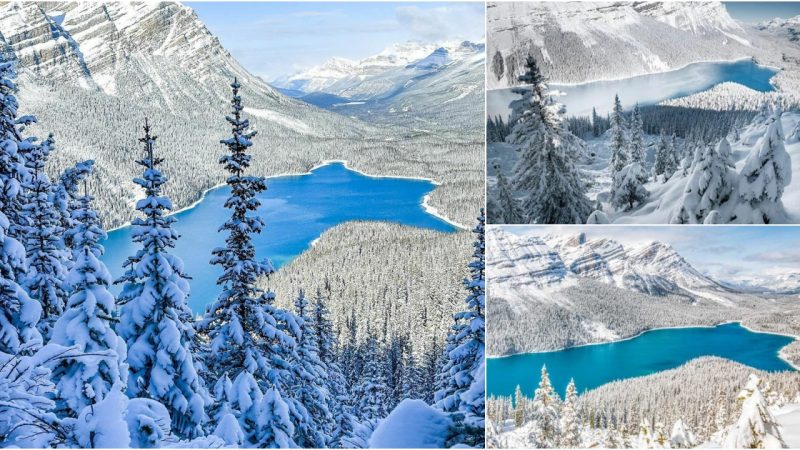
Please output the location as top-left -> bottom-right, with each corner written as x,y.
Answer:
747,249 -> 800,264
395,4 -> 484,42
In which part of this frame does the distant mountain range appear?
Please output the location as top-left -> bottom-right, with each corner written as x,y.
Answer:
487,228 -> 783,303
271,40 -> 485,129
273,40 -> 483,98
757,15 -> 800,43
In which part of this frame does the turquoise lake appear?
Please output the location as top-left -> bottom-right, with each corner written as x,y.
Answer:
101,162 -> 456,313
487,59 -> 779,118
487,322 -> 796,400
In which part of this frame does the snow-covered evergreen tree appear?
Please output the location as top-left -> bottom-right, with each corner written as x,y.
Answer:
0,59 -> 41,356
434,210 -> 485,447
508,55 -> 591,224
592,107 -> 601,137
0,60 -> 36,242
291,290 -> 331,448
311,290 -> 352,448
559,379 -> 581,447
517,135 -> 592,224
198,79 -> 298,447
493,164 -> 524,223
21,135 -> 67,341
611,162 -> 649,211
529,365 -> 560,448
115,120 -> 208,438
53,160 -> 94,256
721,374 -> 786,448
0,194 -> 40,356
628,103 -> 646,166
673,138 -> 737,224
735,109 -> 792,224
653,132 -> 675,182
352,334 -> 390,423
609,94 -> 628,174
50,190 -> 128,418
514,385 -> 525,427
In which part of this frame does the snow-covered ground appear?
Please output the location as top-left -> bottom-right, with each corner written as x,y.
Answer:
489,110 -> 800,224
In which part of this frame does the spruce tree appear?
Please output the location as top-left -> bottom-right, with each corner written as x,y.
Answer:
311,290 -> 351,447
609,94 -> 628,175
508,56 -> 592,224
291,290 -> 331,448
0,59 -> 42,356
653,132 -> 672,182
115,120 -> 208,438
493,163 -> 524,223
559,379 -> 581,447
352,334 -> 390,422
611,162 -> 649,211
21,135 -> 68,341
53,160 -> 94,258
517,136 -> 592,223
628,103 -> 645,168
50,190 -> 128,418
197,79 -> 298,447
673,138 -> 736,224
736,109 -> 792,223
529,365 -> 559,448
514,385 -> 525,427
0,60 -> 36,242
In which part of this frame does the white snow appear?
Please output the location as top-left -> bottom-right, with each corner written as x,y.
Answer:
368,399 -> 453,448
243,107 -> 311,134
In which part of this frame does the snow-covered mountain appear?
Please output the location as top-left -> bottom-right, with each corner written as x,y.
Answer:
757,15 -> 800,43
274,40 -> 485,131
0,1 -> 422,229
724,273 -> 800,295
487,1 -> 754,88
274,41 -> 482,97
489,228 -> 732,300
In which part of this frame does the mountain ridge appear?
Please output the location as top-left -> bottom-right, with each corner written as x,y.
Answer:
488,228 -> 737,302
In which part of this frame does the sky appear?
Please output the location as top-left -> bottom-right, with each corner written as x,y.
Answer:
502,226 -> 800,283
188,2 -> 484,81
724,2 -> 800,23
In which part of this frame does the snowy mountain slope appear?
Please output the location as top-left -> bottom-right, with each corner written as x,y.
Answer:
757,15 -> 800,43
487,1 -> 755,88
274,41 -> 438,94
273,41 -> 485,131
596,112 -> 800,225
490,228 -> 731,300
487,228 -> 569,289
329,43 -> 485,130
0,1 -> 483,229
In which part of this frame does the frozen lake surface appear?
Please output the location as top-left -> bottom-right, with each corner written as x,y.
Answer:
487,322 -> 795,399
487,59 -> 778,118
101,162 -> 456,312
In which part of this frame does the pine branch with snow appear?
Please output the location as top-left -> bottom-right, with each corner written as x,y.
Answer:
115,120 -> 208,439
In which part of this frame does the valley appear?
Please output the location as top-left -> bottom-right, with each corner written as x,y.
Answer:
486,227 -> 800,448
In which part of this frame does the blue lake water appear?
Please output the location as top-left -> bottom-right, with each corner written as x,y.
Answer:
487,322 -> 796,400
487,59 -> 779,118
101,162 -> 456,313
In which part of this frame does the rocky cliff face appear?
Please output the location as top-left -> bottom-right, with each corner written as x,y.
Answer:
0,1 -> 381,228
489,228 -> 731,300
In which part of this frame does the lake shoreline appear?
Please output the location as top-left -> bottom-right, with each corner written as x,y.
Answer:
488,320 -> 799,372
106,159 -> 466,233
487,56 -> 756,91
